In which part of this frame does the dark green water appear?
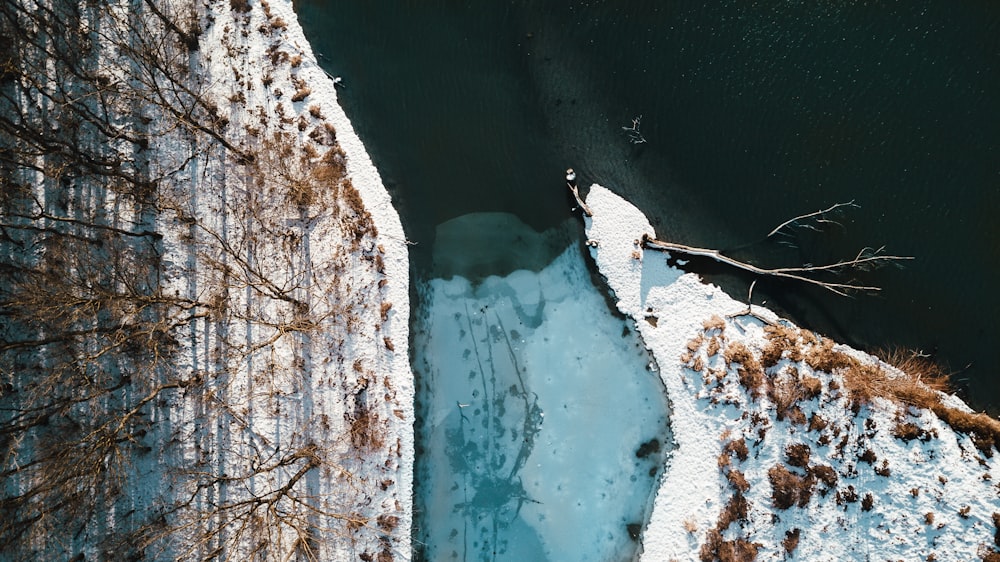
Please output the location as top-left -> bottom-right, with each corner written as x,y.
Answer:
296,0 -> 1000,413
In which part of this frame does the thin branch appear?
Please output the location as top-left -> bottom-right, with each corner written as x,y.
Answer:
767,200 -> 858,238
642,234 -> 913,297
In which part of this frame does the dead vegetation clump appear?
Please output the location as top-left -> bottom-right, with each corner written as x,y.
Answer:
341,178 -> 377,248
723,438 -> 749,462
761,324 -> 803,369
725,342 -> 767,400
893,419 -> 935,442
782,528 -> 801,555
727,469 -> 750,493
807,464 -> 838,492
699,491 -> 759,562
785,443 -> 811,468
768,464 -> 815,509
809,413 -> 829,433
703,315 -> 726,333
314,146 -> 347,185
347,404 -> 385,451
699,533 -> 760,562
806,339 -> 1000,455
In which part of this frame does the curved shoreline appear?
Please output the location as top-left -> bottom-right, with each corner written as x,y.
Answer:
584,184 -> 998,561
272,0 -> 414,554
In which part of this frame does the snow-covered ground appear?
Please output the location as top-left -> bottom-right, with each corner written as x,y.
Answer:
584,184 -> 1000,561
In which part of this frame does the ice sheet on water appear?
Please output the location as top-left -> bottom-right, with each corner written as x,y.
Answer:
413,215 -> 672,562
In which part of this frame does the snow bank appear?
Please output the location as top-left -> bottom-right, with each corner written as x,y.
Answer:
584,184 -> 999,561
266,0 -> 415,538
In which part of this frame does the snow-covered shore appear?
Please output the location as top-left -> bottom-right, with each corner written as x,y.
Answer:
585,184 -> 999,561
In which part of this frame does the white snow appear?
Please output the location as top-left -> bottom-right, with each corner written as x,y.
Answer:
584,184 -> 1000,561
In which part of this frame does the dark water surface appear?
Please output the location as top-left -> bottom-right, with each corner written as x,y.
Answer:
296,0 -> 1000,416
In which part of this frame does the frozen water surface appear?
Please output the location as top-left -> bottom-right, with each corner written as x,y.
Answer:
413,214 -> 671,562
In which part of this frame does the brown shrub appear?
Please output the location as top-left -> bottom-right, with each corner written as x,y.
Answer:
809,413 -> 829,433
716,539 -> 760,562
341,178 -> 378,247
875,459 -> 891,477
993,512 -> 1000,546
837,485 -> 858,504
702,314 -> 726,331
930,404 -> 1000,456
861,493 -> 874,512
802,375 -> 823,399
230,0 -> 251,13
859,448 -> 877,465
894,420 -> 932,442
700,531 -> 761,562
291,86 -> 311,102
725,342 -> 766,400
761,324 -> 802,369
314,146 -> 347,184
808,464 -> 838,490
707,336 -> 722,357
727,469 -> 750,493
782,528 -> 801,555
724,438 -> 749,462
924,512 -> 935,525
785,443 -> 811,468
718,493 -> 749,530
688,334 -> 705,352
348,406 -> 384,451
376,514 -> 399,531
380,301 -> 392,322
769,464 -> 814,509
787,406 -> 807,426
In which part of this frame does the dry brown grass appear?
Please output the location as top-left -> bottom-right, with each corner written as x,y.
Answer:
785,443 -> 811,468
725,342 -> 767,400
768,464 -> 815,509
807,464 -> 838,490
291,86 -> 311,103
808,413 -> 829,433
782,528 -> 801,555
341,178 -> 377,247
347,405 -> 384,451
723,438 -> 749,462
727,469 -> 750,493
703,315 -> 726,332
893,420 -> 933,442
761,325 -> 803,369
700,493 -> 761,562
807,340 -> 1000,455
700,534 -> 760,562
862,493 -> 874,511
707,336 -> 722,357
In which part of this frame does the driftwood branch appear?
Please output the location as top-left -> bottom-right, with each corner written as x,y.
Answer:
642,234 -> 913,297
767,200 -> 859,238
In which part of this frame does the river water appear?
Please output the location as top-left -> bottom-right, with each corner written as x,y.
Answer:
295,0 -> 1000,557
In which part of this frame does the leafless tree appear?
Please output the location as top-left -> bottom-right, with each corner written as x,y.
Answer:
2,0 -> 402,560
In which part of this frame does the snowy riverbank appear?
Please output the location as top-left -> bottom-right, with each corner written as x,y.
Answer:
584,184 -> 999,561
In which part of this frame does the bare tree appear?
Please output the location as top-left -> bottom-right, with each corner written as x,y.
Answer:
2,1 -> 405,560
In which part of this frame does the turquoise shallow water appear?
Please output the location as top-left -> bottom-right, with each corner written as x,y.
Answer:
411,215 -> 669,561
297,1 -> 999,416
